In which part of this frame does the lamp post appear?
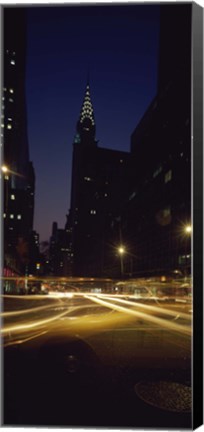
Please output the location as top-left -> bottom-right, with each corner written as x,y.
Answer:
118,246 -> 125,278
185,225 -> 192,235
184,224 -> 192,278
2,165 -> 9,173
1,164 -> 25,211
1,164 -> 26,287
1,165 -> 10,222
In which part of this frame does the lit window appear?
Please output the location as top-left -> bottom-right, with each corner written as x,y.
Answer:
1,124 -> 4,128
5,175 -> 9,180
17,215 -> 21,220
90,210 -> 96,215
9,98 -> 13,103
7,124 -> 12,130
2,97 -> 5,101
104,193 -> 108,197
10,214 -> 14,219
10,59 -> 15,65
11,194 -> 15,200
9,227 -> 13,230
3,213 -> 6,218
3,87 -> 7,91
180,152 -> 184,157
9,89 -> 14,94
8,118 -> 12,122
84,177 -> 92,182
120,159 -> 123,163
165,170 -> 172,183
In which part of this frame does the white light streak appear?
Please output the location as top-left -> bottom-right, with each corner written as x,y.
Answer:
84,295 -> 191,336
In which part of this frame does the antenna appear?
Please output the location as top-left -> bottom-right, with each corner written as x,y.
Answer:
87,69 -> 90,86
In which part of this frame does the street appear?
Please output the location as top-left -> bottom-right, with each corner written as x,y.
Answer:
1,290 -> 192,349
1,285 -> 192,428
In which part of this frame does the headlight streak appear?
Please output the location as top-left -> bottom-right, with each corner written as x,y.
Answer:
84,295 -> 191,336
1,292 -> 192,340
2,294 -> 54,300
95,294 -> 192,321
3,330 -> 48,347
0,302 -> 62,318
1,300 -> 113,336
0,308 -> 73,335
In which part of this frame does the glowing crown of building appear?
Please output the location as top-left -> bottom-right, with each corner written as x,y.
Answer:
79,84 -> 95,126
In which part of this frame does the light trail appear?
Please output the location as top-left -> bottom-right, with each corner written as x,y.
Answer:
1,294 -> 55,300
0,307 -> 73,335
84,295 -> 191,336
96,294 -> 192,321
3,330 -> 48,347
1,301 -> 113,336
0,302 -> 62,318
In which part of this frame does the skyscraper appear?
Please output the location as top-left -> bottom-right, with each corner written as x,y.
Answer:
3,7 -> 30,188
122,4 -> 192,276
2,7 -> 36,277
68,82 -> 130,277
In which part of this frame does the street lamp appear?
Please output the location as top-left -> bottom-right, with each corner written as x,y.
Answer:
1,165 -> 10,215
184,224 -> 192,277
1,164 -> 24,179
185,225 -> 192,234
118,245 -> 125,277
2,165 -> 9,173
1,164 -> 25,214
118,246 -> 125,255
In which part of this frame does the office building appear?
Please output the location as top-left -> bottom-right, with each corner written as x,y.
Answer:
121,4 -> 191,277
68,82 -> 130,276
2,7 -> 36,277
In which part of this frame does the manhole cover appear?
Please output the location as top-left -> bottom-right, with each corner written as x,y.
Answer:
134,381 -> 191,413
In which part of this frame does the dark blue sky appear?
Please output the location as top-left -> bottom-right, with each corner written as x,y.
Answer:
26,4 -> 160,243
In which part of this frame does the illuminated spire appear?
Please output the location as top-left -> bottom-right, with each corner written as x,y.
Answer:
79,83 -> 95,127
75,81 -> 97,147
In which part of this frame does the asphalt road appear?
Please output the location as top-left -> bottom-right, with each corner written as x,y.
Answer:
2,292 -> 192,428
1,292 -> 192,347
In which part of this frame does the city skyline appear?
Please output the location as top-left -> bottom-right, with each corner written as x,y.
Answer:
2,5 -> 202,428
26,4 -> 160,242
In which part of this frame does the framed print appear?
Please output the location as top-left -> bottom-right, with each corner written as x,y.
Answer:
1,2 -> 203,429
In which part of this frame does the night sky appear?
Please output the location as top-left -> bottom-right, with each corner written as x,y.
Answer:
26,4 -> 160,243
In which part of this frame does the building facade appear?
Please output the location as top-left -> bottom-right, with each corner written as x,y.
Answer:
120,4 -> 192,277
48,222 -> 70,276
68,82 -> 130,277
2,7 -> 36,278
